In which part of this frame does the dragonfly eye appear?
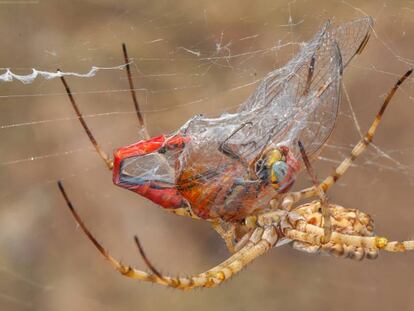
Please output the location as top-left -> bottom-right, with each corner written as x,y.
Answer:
259,147 -> 298,191
271,161 -> 288,188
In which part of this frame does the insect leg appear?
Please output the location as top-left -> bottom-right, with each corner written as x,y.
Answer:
302,55 -> 316,96
58,180 -> 279,290
218,122 -> 252,163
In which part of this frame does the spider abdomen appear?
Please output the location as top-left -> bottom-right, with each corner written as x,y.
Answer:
293,201 -> 378,260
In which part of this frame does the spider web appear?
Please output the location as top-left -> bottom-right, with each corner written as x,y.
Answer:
1,1 -> 414,311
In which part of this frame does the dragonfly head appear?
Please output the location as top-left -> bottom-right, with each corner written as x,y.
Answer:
257,146 -> 300,192
112,134 -> 190,209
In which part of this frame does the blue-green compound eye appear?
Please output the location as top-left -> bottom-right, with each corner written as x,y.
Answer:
271,161 -> 288,185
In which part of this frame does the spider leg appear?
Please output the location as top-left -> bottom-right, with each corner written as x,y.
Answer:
58,180 -> 279,290
59,74 -> 114,170
286,220 -> 414,260
233,229 -> 256,252
281,69 -> 413,206
59,44 -> 148,170
133,235 -> 164,279
298,140 -> 331,243
122,43 -> 145,129
382,240 -> 414,252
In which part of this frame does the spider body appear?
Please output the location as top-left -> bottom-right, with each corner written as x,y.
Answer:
291,201 -> 378,260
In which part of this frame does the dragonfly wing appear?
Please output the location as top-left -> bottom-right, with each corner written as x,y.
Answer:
333,16 -> 373,67
292,16 -> 373,156
239,16 -> 372,112
294,43 -> 343,157
167,17 -> 370,186
231,38 -> 344,161
112,18 -> 372,213
229,17 -> 371,160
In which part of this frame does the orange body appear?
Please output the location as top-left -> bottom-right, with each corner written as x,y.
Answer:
177,162 -> 274,221
113,134 -> 298,222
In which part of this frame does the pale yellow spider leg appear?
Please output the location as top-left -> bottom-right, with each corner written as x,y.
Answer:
281,69 -> 413,206
233,229 -> 255,252
58,181 -> 279,290
286,221 -> 414,258
383,241 -> 414,252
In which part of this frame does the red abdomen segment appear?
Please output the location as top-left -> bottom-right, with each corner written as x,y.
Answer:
113,134 -> 189,209
177,164 -> 270,222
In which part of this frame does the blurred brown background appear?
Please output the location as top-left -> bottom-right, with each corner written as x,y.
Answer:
1,1 -> 414,310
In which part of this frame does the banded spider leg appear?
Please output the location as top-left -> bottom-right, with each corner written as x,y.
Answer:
58,43 -> 147,171
57,72 -> 414,288
58,180 -> 280,290
58,43 -> 199,220
277,69 -> 413,210
57,171 -> 414,290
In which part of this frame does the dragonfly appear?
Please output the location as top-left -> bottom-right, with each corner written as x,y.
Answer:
111,17 -> 373,223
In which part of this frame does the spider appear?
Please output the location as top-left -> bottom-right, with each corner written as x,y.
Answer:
57,31 -> 414,290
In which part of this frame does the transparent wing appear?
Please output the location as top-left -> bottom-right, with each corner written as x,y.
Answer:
172,40 -> 342,216
296,44 -> 342,157
233,16 -> 372,157
120,18 -> 371,194
180,16 -> 354,163
233,38 -> 344,161
239,16 -> 372,112
333,16 -> 373,68
295,16 -> 373,155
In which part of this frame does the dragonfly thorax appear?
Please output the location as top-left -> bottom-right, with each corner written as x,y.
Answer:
256,147 -> 299,193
